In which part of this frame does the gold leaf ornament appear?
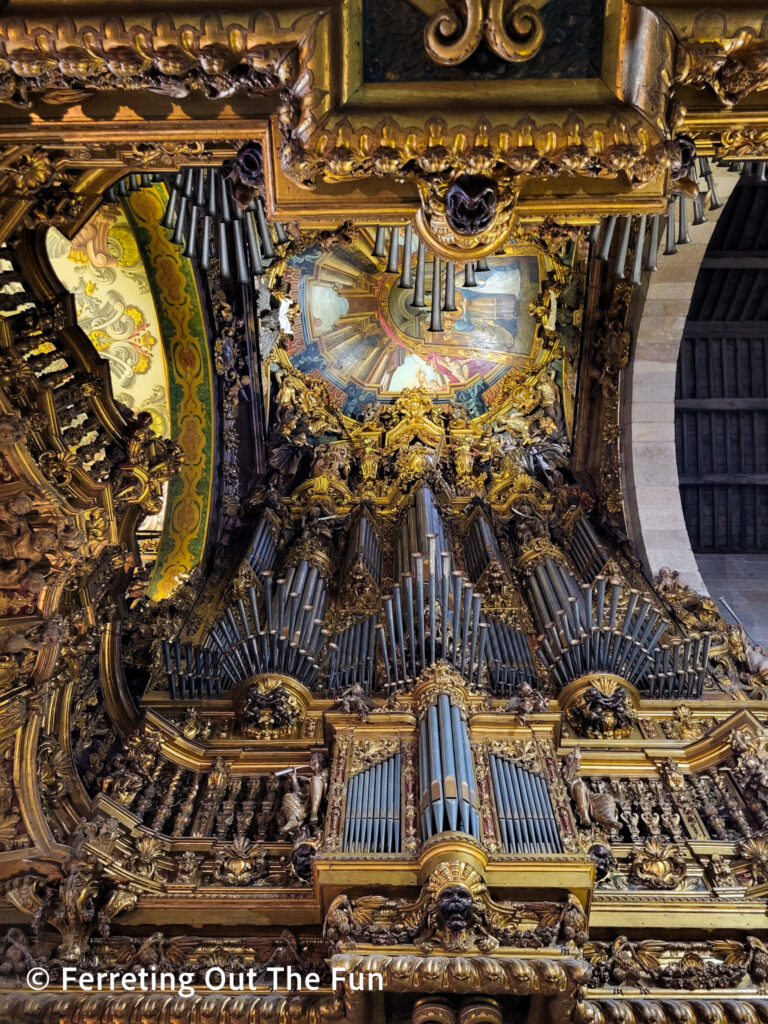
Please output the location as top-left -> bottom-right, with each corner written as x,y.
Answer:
424,0 -> 545,66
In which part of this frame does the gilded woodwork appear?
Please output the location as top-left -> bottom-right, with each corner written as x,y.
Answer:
2,5 -> 768,1023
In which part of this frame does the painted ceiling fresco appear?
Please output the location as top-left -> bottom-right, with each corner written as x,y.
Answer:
284,229 -> 544,418
46,207 -> 171,450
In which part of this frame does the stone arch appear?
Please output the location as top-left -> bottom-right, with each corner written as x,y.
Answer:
621,168 -> 738,592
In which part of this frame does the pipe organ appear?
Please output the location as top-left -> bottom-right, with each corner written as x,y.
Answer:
160,476 -> 714,704
568,516 -> 610,581
418,692 -> 480,840
342,512 -> 382,591
245,514 -> 279,575
523,557 -> 712,698
489,753 -> 562,854
395,484 -> 451,580
464,510 -> 510,585
328,613 -> 379,692
343,748 -> 402,853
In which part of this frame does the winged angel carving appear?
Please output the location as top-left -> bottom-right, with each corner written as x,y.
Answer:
324,860 -> 587,953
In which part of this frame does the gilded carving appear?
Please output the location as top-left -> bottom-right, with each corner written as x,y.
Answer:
424,0 -> 544,67
675,25 -> 768,107
412,662 -> 472,717
561,748 -> 620,834
5,827 -> 139,963
565,676 -> 637,740
661,705 -> 713,740
212,836 -> 268,886
234,678 -> 305,739
350,738 -> 400,773
324,860 -> 587,953
0,13 -> 306,106
628,838 -> 687,891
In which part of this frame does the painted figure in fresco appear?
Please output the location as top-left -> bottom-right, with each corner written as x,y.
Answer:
292,242 -> 540,403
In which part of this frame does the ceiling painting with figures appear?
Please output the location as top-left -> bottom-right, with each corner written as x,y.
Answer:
284,230 -> 546,418
3,3 -> 768,1024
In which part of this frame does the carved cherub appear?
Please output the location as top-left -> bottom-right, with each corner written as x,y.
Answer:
0,523 -> 57,569
504,682 -> 548,722
331,683 -> 376,719
0,928 -> 37,979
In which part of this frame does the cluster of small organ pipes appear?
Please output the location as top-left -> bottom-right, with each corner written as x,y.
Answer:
108,155 -> 740,323
162,486 -> 712,702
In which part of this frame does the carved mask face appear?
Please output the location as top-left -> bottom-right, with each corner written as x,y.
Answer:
671,133 -> 696,181
588,843 -> 615,882
291,843 -> 315,882
444,174 -> 498,236
436,885 -> 475,932
233,141 -> 264,188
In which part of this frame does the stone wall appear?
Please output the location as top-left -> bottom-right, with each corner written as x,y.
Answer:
621,169 -> 738,592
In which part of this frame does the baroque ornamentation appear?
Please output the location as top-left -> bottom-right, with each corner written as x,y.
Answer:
628,837 -> 687,891
503,682 -> 548,722
412,662 -> 472,717
324,860 -> 587,953
564,676 -> 637,739
332,949 -> 589,996
0,13 -> 307,107
675,23 -> 768,107
661,705 -> 713,740
234,678 -> 305,739
585,937 -> 751,992
424,1 -> 545,67
212,836 -> 268,886
561,748 -> 620,834
276,753 -> 329,839
5,828 -> 139,963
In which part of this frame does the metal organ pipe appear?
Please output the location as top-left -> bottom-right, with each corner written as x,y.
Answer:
418,695 -> 480,840
489,754 -> 562,853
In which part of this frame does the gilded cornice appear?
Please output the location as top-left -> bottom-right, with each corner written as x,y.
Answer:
577,998 -> 768,1024
332,950 -> 590,996
0,990 -> 345,1024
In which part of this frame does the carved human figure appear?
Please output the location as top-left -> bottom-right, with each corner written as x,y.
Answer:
0,523 -> 56,568
278,753 -> 328,835
331,683 -> 375,719
561,747 -> 620,831
278,767 -> 312,836
0,417 -> 24,449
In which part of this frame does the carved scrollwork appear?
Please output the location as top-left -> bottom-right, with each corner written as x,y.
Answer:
675,24 -> 768,108
323,860 -> 587,954
628,837 -> 687,891
424,0 -> 544,66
